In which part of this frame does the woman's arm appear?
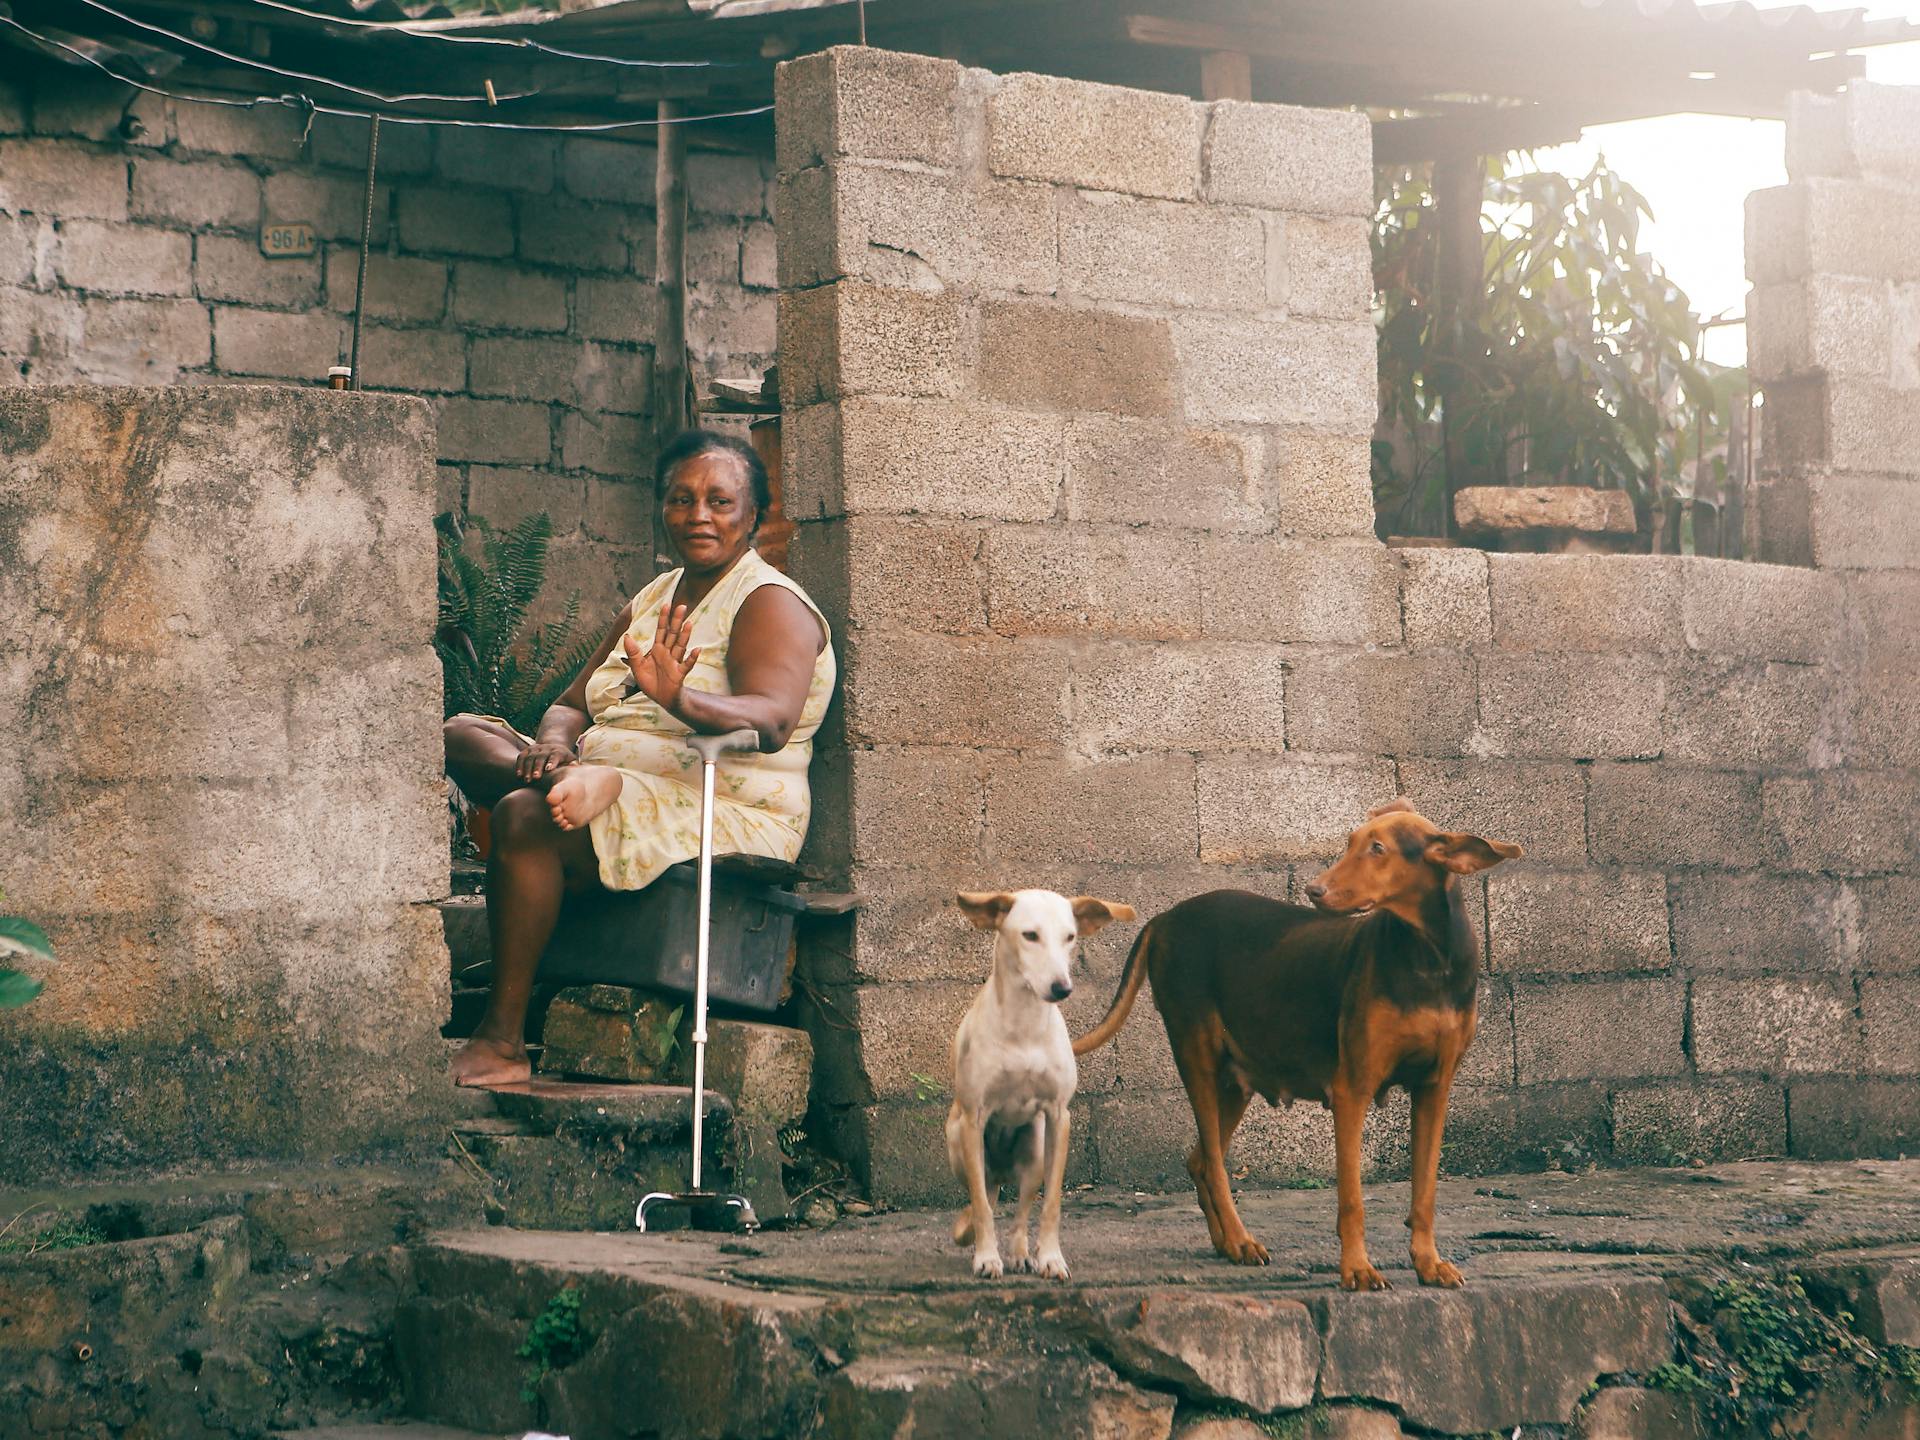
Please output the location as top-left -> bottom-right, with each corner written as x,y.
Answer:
516,602 -> 633,781
626,586 -> 825,753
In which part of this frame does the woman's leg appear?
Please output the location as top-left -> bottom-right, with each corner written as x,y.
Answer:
450,787 -> 601,1087
444,715 -> 540,808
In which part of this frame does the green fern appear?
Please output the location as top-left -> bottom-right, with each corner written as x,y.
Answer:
435,511 -> 602,736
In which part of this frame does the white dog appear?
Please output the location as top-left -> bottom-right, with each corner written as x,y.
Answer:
946,889 -> 1137,1280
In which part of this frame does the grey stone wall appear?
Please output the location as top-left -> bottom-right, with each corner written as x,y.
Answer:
0,385 -> 451,1180
0,60 -> 776,619
778,49 -> 1920,1203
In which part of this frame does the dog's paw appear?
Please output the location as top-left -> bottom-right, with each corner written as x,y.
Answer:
1032,1249 -> 1069,1281
1416,1259 -> 1464,1288
1340,1261 -> 1392,1292
1218,1233 -> 1271,1267
972,1251 -> 1005,1280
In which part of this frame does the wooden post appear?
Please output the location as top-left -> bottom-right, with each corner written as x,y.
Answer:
653,99 -> 689,568
1200,50 -> 1252,102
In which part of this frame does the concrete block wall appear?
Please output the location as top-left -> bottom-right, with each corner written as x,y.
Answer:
0,60 -> 776,619
0,386 -> 452,1180
779,50 -> 1920,1204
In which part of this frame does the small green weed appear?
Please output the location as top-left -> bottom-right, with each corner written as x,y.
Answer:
910,1072 -> 947,1104
0,1213 -> 106,1256
1274,1174 -> 1329,1191
1647,1360 -> 1708,1395
517,1287 -> 587,1405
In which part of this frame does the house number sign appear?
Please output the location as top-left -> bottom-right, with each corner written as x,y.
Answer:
260,222 -> 317,258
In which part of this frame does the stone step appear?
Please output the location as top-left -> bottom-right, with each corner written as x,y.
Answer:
271,1426 -> 522,1439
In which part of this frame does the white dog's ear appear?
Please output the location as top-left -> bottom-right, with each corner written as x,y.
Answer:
957,892 -> 1016,929
1070,897 -> 1138,936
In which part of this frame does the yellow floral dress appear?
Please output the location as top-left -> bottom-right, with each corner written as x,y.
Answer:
575,550 -> 836,891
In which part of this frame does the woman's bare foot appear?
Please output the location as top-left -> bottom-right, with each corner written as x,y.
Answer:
451,1035 -> 531,1088
546,764 -> 623,832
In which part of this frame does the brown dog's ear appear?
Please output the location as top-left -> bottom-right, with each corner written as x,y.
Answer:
1070,897 -> 1137,936
957,892 -> 1016,929
1368,796 -> 1418,819
1424,833 -> 1523,875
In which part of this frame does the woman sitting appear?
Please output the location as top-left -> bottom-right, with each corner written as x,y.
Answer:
443,429 -> 836,1087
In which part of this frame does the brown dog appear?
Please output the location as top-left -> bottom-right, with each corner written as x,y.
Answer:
1073,798 -> 1520,1290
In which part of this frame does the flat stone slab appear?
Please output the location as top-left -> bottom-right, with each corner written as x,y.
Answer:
271,1427 -> 517,1439
485,1079 -> 730,1140
1455,484 -> 1637,536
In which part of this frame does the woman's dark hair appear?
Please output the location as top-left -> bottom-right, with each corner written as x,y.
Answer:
655,429 -> 772,532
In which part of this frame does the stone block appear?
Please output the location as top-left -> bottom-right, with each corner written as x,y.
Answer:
1670,872 -> 1853,972
774,45 -> 960,173
1057,190 -> 1267,310
448,261 -> 568,332
172,103 -> 308,159
467,334 -> 596,406
1609,1080 -> 1788,1165
779,281 -> 966,405
560,137 -> 658,206
1746,178 -> 1920,286
1588,765 -> 1763,869
979,299 -> 1179,417
688,150 -> 769,219
1692,976 -> 1864,1076
1200,538 -> 1400,645
1748,276 -> 1895,384
1680,557 -> 1840,663
1072,641 -> 1288,753
262,171 -> 391,244
213,306 -> 347,380
799,515 -> 984,634
1804,470 -> 1920,570
1271,430 -> 1376,538
130,155 -> 258,229
1801,1258 -> 1920,1348
519,197 -> 638,272
1486,552 -> 1687,652
69,297 -> 208,384
0,140 -> 127,220
1513,979 -> 1685,1082
689,288 -> 775,363
1065,418 -> 1267,532
1288,652 -> 1475,756
1788,1078 -> 1920,1159
1858,876 -> 1920,971
987,753 -> 1199,866
0,213 -> 38,286
1285,214 -> 1374,319
845,981 -> 977,1102
1203,100 -> 1372,215
434,127 -> 556,193
1862,976 -> 1920,1074
575,274 -> 659,342
1763,771 -> 1920,875
1458,978 -> 1516,1088
1087,1290 -> 1319,1413
54,220 -> 191,297
1442,1080 -> 1614,1172
434,396 -> 553,465
1837,81 -> 1920,187
1398,547 -> 1491,652
705,1019 -> 812,1122
537,985 -> 690,1081
193,232 -> 321,309
358,325 -> 468,394
1476,653 -> 1663,760
985,525 -> 1201,639
841,631 -> 1067,748
1769,377 -> 1920,475
1173,315 -> 1376,431
560,410 -> 650,477
848,746 -> 985,868
324,249 -> 448,322
1455,485 -> 1636,539
1852,571 -> 1920,670
470,466 -> 586,537
1198,756 -> 1395,863
1397,758 -> 1586,864
1665,660 -> 1834,769
742,220 -> 776,288
1487,868 -> 1669,975
988,71 -> 1202,200
396,186 -> 514,257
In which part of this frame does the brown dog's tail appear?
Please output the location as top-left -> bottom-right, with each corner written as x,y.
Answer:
1072,922 -> 1152,1056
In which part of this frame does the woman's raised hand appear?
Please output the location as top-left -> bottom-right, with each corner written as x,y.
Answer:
623,603 -> 703,712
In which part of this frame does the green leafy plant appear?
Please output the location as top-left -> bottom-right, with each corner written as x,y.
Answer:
910,1072 -> 947,1104
0,896 -> 54,1009
0,1215 -> 105,1256
436,511 -> 603,737
517,1286 -> 587,1406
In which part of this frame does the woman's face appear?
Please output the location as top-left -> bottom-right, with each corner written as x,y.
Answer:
661,452 -> 757,572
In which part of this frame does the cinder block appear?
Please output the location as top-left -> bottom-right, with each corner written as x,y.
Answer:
310,113 -> 432,175
774,46 -> 962,174
1768,378 -> 1920,475
1847,673 -> 1920,770
1747,276 -> 1893,383
1460,979 -> 1516,1088
1858,876 -> 1920,972
1270,431 -> 1376,539
213,306 -> 347,380
1487,552 -> 1687,652
1071,640 -> 1287,753
31,76 -> 165,146
575,274 -> 658,343
1476,653 -> 1663,760
1610,1081 -> 1788,1165
1396,758 -> 1587,864
560,136 -> 658,206
1588,764 -> 1763,869
1057,190 -> 1267,310
193,232 -> 320,309
1862,977 -> 1920,1075
1692,976 -> 1864,1076
1202,100 -> 1372,216
979,300 -> 1178,417
1398,1080 -> 1617,1174
1285,214 -> 1374,319
987,72 -> 1202,201
985,525 -> 1201,640
0,140 -> 127,221
742,221 -> 777,289
689,288 -> 775,363
1851,571 -> 1920,670
1746,179 -> 1920,286
1487,869 -> 1670,975
688,150 -> 769,219
846,981 -> 978,1102
471,334 -> 582,404
1763,771 -> 1920,875
1837,81 -> 1920,188
987,753 -> 1199,866
73,297 -> 209,383
130,155 -> 258,229
1663,661 -> 1833,769
395,186 -> 513,257
470,466 -> 586,536
1197,756 -> 1395,863
0,213 -> 37,286
1200,538 -> 1401,645
1787,1079 -> 1920,1159
1172,315 -> 1376,431
1398,548 -> 1491,652
434,127 -> 555,193
434,395 -> 552,465
828,516 -> 987,634
448,261 -> 568,332
172,103 -> 308,159
1670,872 -> 1854,972
325,249 -> 447,322
1065,418 -> 1267,533
559,410 -> 648,476
841,631 -> 1068,748
1681,557 -> 1841,663
263,171 -> 391,244
707,1018 -> 812,1124
359,325 -> 468,394
797,397 -> 1063,521
833,874 -> 997,985
849,746 -> 985,868
1805,470 -> 1920,570
580,475 -> 652,544
1513,978 -> 1685,1082
519,197 -> 637,272
779,281 -> 967,405
54,220 -> 190,297
1288,652 -> 1475,756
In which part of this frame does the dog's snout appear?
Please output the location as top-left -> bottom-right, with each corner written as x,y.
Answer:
1304,882 -> 1328,902
1048,980 -> 1073,1002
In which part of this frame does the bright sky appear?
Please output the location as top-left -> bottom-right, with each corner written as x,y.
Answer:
1528,1 -> 1920,365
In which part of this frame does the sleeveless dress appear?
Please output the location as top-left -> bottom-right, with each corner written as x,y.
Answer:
571,550 -> 835,891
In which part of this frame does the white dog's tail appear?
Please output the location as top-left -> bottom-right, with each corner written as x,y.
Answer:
1072,923 -> 1151,1057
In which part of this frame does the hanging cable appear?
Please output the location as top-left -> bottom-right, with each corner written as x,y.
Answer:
241,0 -> 740,68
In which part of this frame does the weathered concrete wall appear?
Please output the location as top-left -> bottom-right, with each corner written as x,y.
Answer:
0,55 -> 776,619
778,50 -> 1920,1203
0,386 -> 451,1180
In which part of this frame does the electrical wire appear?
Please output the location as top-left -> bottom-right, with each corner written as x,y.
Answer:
0,14 -> 772,130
